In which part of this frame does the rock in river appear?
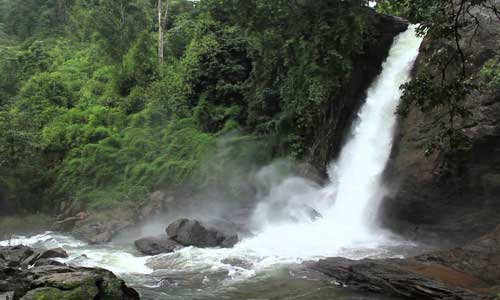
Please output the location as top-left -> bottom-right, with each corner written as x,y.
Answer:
0,245 -> 140,300
166,218 -> 238,248
134,236 -> 183,255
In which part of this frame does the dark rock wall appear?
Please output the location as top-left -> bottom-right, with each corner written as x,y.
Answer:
381,2 -> 500,244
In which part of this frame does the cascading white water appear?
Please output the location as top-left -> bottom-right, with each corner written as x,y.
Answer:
0,26 -> 424,294
326,23 -> 424,234
232,24 -> 424,260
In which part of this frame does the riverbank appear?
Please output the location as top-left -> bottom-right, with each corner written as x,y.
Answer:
0,214 -> 53,238
309,225 -> 500,300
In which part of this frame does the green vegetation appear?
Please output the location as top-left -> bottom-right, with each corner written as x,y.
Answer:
481,57 -> 500,90
0,0 -> 373,213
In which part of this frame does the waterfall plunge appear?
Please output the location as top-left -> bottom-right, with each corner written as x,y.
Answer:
325,24 -> 424,235
235,25 -> 424,261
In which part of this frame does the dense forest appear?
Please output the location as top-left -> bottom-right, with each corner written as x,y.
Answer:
0,0 -> 371,214
0,0 -> 498,215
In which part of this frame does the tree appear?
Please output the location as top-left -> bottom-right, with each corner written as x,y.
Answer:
0,0 -> 72,39
157,0 -> 170,65
74,0 -> 151,61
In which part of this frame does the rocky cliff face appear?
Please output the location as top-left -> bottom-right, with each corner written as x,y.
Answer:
382,3 -> 500,244
307,10 -> 408,171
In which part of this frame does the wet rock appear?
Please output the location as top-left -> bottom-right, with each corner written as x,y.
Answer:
38,247 -> 68,260
51,216 -> 82,232
32,259 -> 65,267
166,218 -> 238,248
70,211 -> 135,245
309,257 -> 491,300
74,254 -> 88,260
415,224 -> 500,285
20,248 -> 68,267
72,222 -> 113,245
20,286 -> 98,300
220,234 -> 239,248
0,245 -> 140,300
0,291 -> 15,300
0,268 -> 33,297
221,258 -> 253,269
0,246 -> 34,267
28,265 -> 75,278
134,237 -> 183,255
309,226 -> 500,300
21,252 -> 41,267
167,219 -> 219,247
52,201 -> 88,233
25,267 -> 140,300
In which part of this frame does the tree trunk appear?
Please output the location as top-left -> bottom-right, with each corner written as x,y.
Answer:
158,0 -> 170,66
158,0 -> 164,65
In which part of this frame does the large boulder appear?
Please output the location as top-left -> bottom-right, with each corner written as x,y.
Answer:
166,218 -> 238,248
166,219 -> 218,247
0,246 -> 140,300
0,246 -> 34,267
0,268 -> 32,298
134,237 -> 183,255
38,248 -> 68,260
71,211 -> 135,245
1,245 -> 66,270
72,221 -> 114,245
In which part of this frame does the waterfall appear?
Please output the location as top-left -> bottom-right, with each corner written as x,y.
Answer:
326,24 -> 423,234
236,24 -> 424,260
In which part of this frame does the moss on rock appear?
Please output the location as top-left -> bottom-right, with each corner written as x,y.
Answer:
22,285 -> 99,300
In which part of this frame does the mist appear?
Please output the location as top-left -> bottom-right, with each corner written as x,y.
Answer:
117,131 -> 326,242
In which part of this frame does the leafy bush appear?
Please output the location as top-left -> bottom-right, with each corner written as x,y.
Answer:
481,57 -> 500,90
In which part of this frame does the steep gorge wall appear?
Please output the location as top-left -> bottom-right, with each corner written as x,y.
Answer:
382,3 -> 500,244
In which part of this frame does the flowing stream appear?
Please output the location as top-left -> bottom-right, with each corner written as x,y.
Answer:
1,25 -> 423,300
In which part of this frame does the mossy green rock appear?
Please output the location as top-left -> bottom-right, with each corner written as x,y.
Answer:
21,286 -> 99,300
99,278 -> 127,300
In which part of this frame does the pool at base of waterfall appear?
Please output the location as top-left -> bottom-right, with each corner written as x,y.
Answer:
134,265 -> 401,300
